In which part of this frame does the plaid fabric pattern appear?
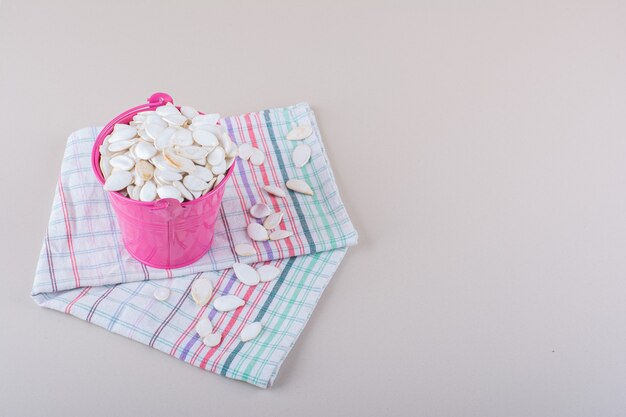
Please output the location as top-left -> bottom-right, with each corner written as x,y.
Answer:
31,103 -> 357,388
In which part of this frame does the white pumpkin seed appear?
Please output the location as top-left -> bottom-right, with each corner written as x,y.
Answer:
130,183 -> 142,200
152,154 -> 181,173
205,177 -> 218,192
193,130 -> 219,147
263,212 -> 283,230
210,160 -> 227,175
292,143 -> 311,168
191,278 -> 213,306
235,243 -> 256,257
134,141 -> 158,160
214,174 -> 225,186
270,229 -> 293,240
193,113 -> 220,125
219,132 -> 235,154
156,104 -> 180,117
138,129 -> 152,142
193,157 -> 207,166
207,146 -> 225,166
100,144 -> 111,158
176,145 -> 208,160
173,180 -> 194,201
155,127 -> 176,150
240,322 -> 263,342
286,179 -> 314,195
192,123 -> 223,135
104,171 -> 133,191
233,262 -> 260,286
145,123 -> 166,141
180,105 -> 198,120
113,123 -> 138,134
163,113 -> 187,126
154,168 -> 182,182
156,185 -> 182,201
109,126 -> 138,142
247,222 -> 269,241
108,139 -> 136,152
146,114 -> 168,127
263,185 -> 287,198
99,154 -> 112,179
193,166 -> 214,182
171,128 -> 193,146
139,180 -> 157,202
153,287 -> 170,301
135,160 -> 154,181
183,174 -> 209,191
249,203 -> 271,219
202,333 -> 221,347
250,148 -> 265,166
109,154 -> 135,171
213,295 -> 245,312
257,265 -> 280,282
195,318 -> 213,337
226,142 -> 239,159
163,148 -> 196,173
286,124 -> 313,140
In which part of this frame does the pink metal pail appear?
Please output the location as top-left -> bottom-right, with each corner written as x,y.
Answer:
91,92 -> 236,269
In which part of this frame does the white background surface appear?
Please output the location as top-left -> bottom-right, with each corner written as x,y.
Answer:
2,1 -> 626,416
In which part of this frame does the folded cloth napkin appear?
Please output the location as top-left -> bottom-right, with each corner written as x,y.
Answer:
31,102 -> 357,388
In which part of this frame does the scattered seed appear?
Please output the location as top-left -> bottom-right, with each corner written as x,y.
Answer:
233,262 -> 260,286
250,148 -> 265,165
257,265 -> 280,282
263,185 -> 287,198
191,278 -> 213,307
202,333 -> 221,347
269,229 -> 293,240
292,143 -> 311,168
238,143 -> 254,160
249,203 -> 271,219
195,318 -> 213,337
286,125 -> 313,141
153,287 -> 170,301
286,179 -> 314,195
263,212 -> 283,230
213,295 -> 245,312
247,222 -> 269,241
235,243 -> 256,257
240,322 -> 263,342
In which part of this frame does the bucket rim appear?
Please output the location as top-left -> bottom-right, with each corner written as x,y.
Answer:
91,93 -> 236,208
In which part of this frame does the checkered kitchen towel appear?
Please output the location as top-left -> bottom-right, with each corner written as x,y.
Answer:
31,102 -> 358,388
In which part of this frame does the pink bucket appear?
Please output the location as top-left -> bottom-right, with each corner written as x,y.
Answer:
91,92 -> 236,269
